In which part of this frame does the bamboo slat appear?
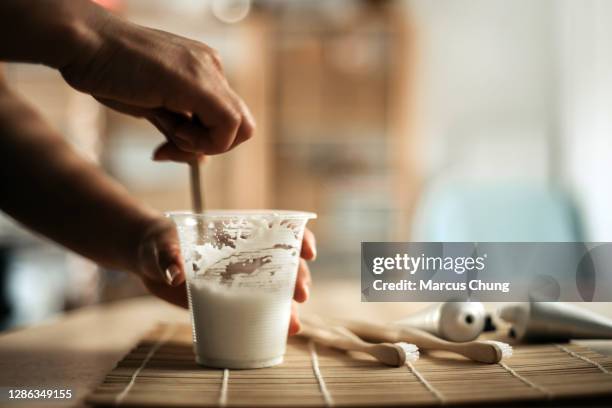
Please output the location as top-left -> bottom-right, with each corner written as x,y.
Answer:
87,323 -> 612,407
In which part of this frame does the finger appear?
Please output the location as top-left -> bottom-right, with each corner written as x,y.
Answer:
151,106 -> 237,156
149,109 -> 190,133
288,302 -> 301,336
157,241 -> 185,286
95,97 -> 150,118
300,228 -> 317,260
169,84 -> 243,154
152,141 -> 205,163
142,278 -> 188,309
139,221 -> 185,286
293,258 -> 310,303
227,91 -> 256,149
97,105 -> 199,162
148,110 -> 202,153
174,112 -> 238,154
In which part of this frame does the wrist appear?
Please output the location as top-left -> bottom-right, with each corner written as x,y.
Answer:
43,0 -> 109,69
0,0 -> 107,68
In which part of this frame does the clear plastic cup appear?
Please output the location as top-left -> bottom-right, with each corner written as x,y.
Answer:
167,210 -> 316,369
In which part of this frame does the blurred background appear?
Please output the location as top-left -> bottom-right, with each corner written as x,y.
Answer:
1,0 -> 611,330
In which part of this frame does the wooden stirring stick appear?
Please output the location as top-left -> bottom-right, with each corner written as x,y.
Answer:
189,160 -> 204,213
189,159 -> 206,246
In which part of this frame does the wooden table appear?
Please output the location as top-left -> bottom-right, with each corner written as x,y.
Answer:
0,280 -> 611,407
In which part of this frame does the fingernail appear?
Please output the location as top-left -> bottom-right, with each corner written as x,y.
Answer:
165,264 -> 181,286
303,284 -> 310,301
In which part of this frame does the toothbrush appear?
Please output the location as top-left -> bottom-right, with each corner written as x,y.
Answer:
299,319 -> 419,367
394,302 -> 487,342
334,319 -> 512,364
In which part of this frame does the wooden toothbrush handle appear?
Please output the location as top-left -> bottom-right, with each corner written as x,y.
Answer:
300,320 -> 410,367
334,319 -> 402,343
337,318 -> 459,351
324,317 -> 498,363
396,326 -> 456,350
299,321 -> 370,353
303,315 -> 372,345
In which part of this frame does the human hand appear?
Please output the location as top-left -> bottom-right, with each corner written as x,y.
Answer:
289,228 -> 317,335
57,1 -> 254,161
136,217 -> 187,308
137,220 -> 317,336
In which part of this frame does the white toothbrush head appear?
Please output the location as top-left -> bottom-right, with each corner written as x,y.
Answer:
481,340 -> 513,362
395,342 -> 420,363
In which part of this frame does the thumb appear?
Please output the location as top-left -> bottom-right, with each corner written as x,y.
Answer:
152,141 -> 206,163
138,220 -> 185,286
158,243 -> 185,287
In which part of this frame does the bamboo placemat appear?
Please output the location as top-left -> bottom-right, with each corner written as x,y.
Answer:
87,323 -> 612,407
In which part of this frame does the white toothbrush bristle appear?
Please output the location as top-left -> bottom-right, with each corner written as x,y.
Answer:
396,342 -> 420,362
483,340 -> 513,359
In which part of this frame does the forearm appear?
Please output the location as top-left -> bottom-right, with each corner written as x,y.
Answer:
0,82 -> 159,273
0,0 -> 105,68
